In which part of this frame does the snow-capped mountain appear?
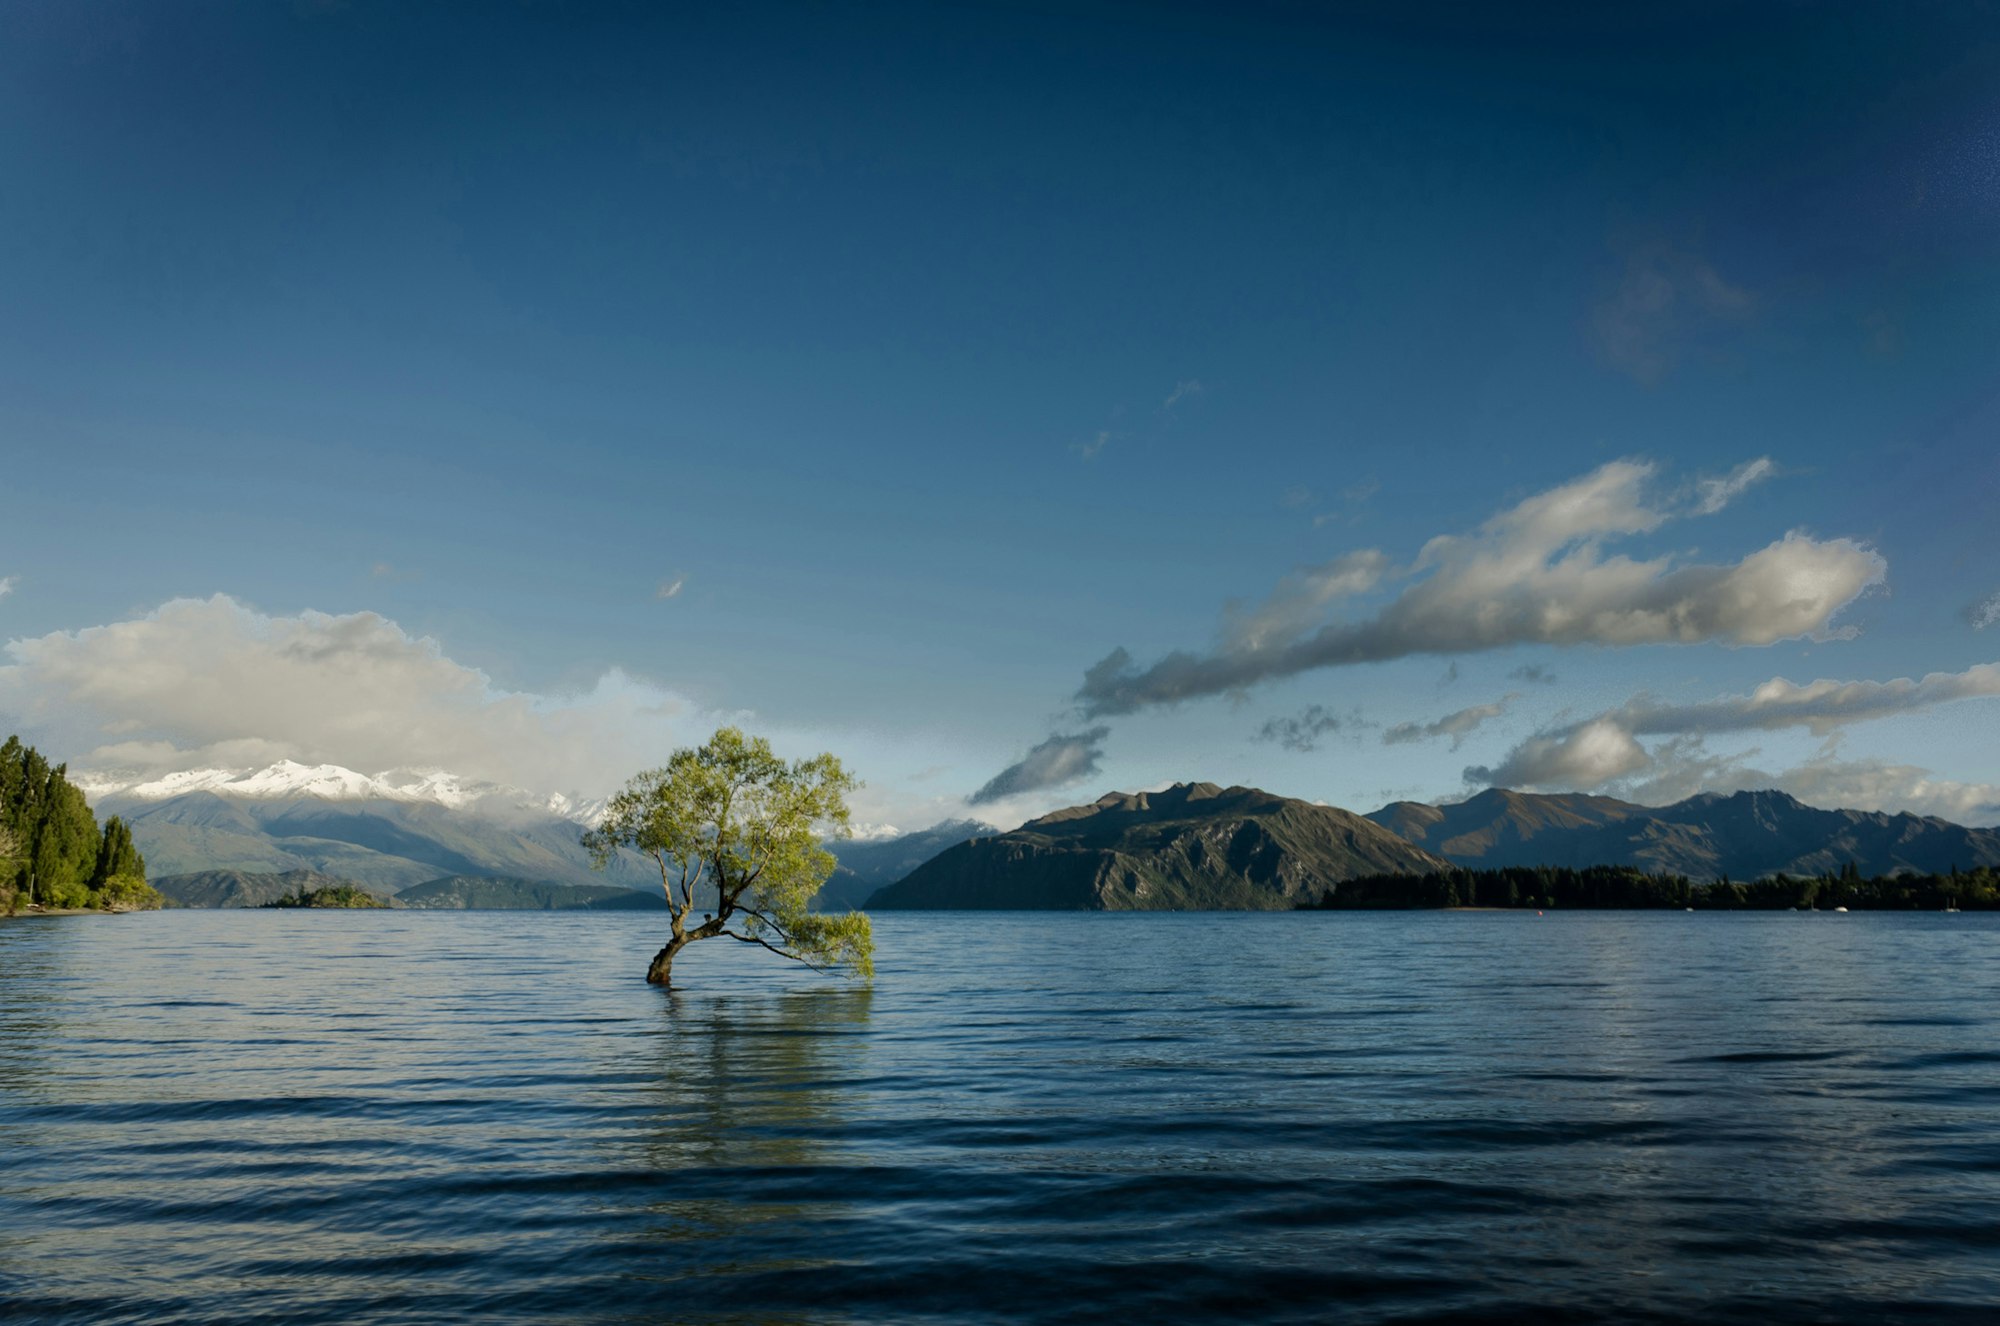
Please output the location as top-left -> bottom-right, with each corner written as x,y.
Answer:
79,760 -> 609,825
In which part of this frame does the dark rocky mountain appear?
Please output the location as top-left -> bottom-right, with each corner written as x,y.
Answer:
154,868 -> 394,909
819,819 -> 992,909
104,791 -> 657,894
869,782 -> 1450,910
1368,788 -> 2000,880
396,876 -> 666,910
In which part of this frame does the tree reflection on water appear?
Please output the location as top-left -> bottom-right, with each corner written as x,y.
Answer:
601,985 -> 878,1311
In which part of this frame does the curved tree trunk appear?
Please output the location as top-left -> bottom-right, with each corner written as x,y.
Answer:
646,936 -> 685,986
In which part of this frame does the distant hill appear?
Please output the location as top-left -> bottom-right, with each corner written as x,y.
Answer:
869,782 -> 1450,910
154,868 -> 393,909
396,876 -> 666,911
1367,787 -> 2000,880
819,819 -> 991,909
102,785 -> 658,895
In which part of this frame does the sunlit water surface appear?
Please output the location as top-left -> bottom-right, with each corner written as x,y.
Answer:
2,910 -> 1998,1324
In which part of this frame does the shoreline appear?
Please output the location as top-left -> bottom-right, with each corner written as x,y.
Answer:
3,905 -> 146,919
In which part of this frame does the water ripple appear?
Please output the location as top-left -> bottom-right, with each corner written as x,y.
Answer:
2,910 -> 1998,1323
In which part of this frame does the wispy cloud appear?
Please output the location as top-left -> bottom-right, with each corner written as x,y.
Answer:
1690,456 -> 1776,515
1592,239 -> 1756,384
1074,429 -> 1116,461
370,562 -> 419,582
1079,459 -> 1883,715
1383,695 -> 1518,749
969,727 -> 1111,805
0,576 -> 14,599
1252,705 -> 1348,753
656,573 -> 687,600
1162,379 -> 1204,411
1967,591 -> 2000,630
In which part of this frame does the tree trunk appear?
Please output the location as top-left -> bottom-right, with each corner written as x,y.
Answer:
646,936 -> 684,987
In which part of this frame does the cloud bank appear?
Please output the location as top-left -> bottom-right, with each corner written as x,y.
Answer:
1079,460 -> 1883,715
968,727 -> 1111,805
0,594 -> 725,797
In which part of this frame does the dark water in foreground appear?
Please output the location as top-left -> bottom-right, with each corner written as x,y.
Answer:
2,911 -> 1998,1324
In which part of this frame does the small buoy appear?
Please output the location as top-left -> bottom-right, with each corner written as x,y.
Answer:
1537,910 -> 1543,916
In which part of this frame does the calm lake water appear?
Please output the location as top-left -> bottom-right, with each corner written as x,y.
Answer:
2,910 -> 1998,1324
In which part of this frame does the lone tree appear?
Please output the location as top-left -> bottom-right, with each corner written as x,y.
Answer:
583,727 -> 873,988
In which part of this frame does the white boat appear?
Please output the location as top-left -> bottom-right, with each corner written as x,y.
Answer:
1834,906 -> 1848,913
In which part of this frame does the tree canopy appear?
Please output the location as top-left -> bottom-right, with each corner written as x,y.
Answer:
583,727 -> 872,986
0,735 -> 160,912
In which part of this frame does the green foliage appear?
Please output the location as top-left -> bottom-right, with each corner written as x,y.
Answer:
584,727 -> 872,984
262,883 -> 388,908
91,816 -> 146,888
95,874 -> 164,910
0,737 -> 158,911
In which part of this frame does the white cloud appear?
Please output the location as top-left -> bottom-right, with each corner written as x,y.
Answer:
656,573 -> 687,600
1691,456 -> 1776,515
0,576 -> 15,599
1467,716 -> 1650,788
1465,661 -> 2000,823
1616,663 -> 2000,738
0,595 -> 728,798
1221,550 -> 1390,652
1968,591 -> 2000,630
1080,459 -> 1884,714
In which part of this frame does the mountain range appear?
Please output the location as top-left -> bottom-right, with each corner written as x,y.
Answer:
94,759 -> 2000,913
1366,787 -> 2000,881
95,761 -> 652,894
870,783 -> 1448,910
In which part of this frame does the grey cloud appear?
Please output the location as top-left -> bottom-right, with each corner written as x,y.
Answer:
1253,705 -> 1346,753
1509,664 -> 1558,686
1383,694 -> 1517,749
1078,460 -> 1884,716
969,726 -> 1111,805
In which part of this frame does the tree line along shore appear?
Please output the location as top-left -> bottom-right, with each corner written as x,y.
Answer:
1,737 -> 162,914
1300,863 -> 2000,911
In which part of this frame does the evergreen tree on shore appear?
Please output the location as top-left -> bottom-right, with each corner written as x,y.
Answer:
0,736 -> 158,912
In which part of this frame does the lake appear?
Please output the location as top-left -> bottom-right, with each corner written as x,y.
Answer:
2,910 -> 1998,1323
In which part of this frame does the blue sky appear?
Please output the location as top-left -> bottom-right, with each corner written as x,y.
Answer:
2,1 -> 1997,828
